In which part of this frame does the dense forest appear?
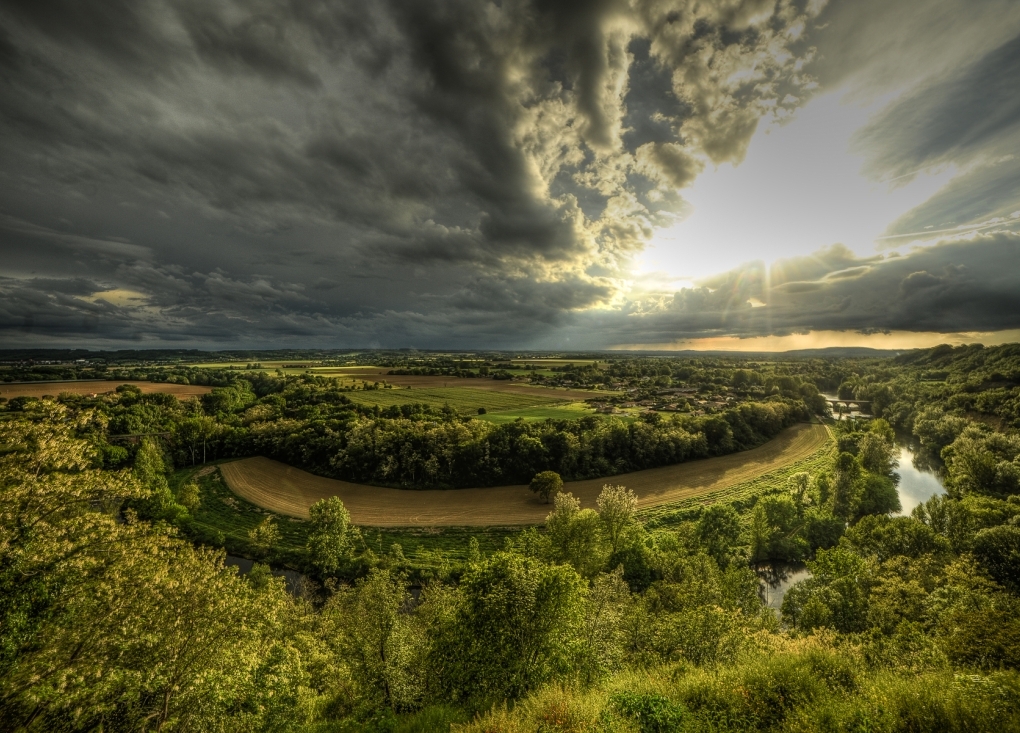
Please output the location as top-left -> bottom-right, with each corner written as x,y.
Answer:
2,345 -> 1020,730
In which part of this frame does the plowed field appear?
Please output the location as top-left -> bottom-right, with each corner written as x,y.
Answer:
219,422 -> 830,527
0,380 -> 212,399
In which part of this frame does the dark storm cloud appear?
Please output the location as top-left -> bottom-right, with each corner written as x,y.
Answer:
0,0 -> 826,347
574,234 -> 1020,345
856,33 -> 1020,179
0,0 -> 1016,348
850,29 -> 1020,240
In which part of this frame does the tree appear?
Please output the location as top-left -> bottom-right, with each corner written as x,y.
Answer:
546,493 -> 607,576
248,515 -> 281,559
832,452 -> 862,520
530,470 -> 563,504
178,481 -> 201,512
972,525 -> 1020,591
789,472 -> 810,504
853,473 -> 901,519
697,504 -> 741,566
439,551 -> 585,704
307,496 -> 354,573
0,406 -> 302,731
322,569 -> 419,709
781,547 -> 872,633
596,484 -> 638,556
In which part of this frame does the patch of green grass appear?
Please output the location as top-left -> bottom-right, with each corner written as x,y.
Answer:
359,526 -> 520,562
171,463 -> 523,574
175,467 -> 310,558
639,436 -> 835,527
476,401 -> 595,423
344,387 -> 567,414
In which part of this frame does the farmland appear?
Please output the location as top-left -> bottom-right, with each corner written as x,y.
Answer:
342,386 -> 569,414
219,422 -> 830,526
475,401 -> 600,423
0,380 -> 212,400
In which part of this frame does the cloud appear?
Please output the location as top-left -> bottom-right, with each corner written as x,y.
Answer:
0,0 -> 1016,348
562,232 -> 1020,347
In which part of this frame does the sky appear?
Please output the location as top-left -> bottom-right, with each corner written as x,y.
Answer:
1,0 -> 1020,352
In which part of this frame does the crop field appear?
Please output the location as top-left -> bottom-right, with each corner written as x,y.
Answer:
0,380 -> 213,399
343,386 -> 569,414
219,422 -> 831,527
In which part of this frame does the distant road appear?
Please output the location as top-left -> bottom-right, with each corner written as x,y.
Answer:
0,380 -> 212,399
219,422 -> 830,527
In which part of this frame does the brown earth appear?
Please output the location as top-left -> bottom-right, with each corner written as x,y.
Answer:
315,368 -> 610,401
219,422 -> 830,527
0,380 -> 212,399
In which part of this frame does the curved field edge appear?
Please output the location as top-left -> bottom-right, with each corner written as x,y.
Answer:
218,422 -> 831,528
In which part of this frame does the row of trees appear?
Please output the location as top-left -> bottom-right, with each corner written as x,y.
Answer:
44,376 -> 810,489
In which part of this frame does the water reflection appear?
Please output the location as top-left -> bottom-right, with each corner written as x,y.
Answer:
756,439 -> 947,613
757,563 -> 811,610
893,442 -> 946,517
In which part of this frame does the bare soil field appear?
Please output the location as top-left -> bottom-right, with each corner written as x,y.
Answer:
220,422 -> 830,527
0,380 -> 212,399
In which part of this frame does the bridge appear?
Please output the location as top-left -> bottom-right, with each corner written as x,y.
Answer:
826,399 -> 872,414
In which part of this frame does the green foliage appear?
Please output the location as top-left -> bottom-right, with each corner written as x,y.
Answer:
133,436 -> 185,521
438,551 -> 586,705
596,484 -> 639,556
248,514 -> 282,558
611,691 -> 687,732
530,470 -> 564,504
308,496 -> 356,573
972,524 -> 1020,591
177,480 -> 201,511
7,345 -> 1020,730
696,504 -> 741,566
782,547 -> 873,632
546,493 -> 609,578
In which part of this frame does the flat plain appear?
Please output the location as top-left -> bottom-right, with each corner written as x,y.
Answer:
219,422 -> 830,526
0,380 -> 213,399
343,386 -> 569,414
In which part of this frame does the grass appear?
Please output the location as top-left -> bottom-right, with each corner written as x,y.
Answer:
458,651 -> 1020,733
172,463 -> 523,574
639,426 -> 834,527
476,401 -> 596,423
342,387 -> 567,414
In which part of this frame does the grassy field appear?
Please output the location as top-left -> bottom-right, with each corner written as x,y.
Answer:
477,401 -> 600,423
173,464 -> 521,572
342,386 -> 568,414
640,424 -> 834,527
219,423 -> 831,526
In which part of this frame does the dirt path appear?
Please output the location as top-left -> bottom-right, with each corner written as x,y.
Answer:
219,422 -> 830,527
0,380 -> 212,399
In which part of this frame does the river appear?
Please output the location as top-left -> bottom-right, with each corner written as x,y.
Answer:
225,555 -> 307,595
758,439 -> 946,611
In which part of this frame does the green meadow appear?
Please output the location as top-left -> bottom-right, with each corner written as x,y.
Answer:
342,386 -> 567,414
